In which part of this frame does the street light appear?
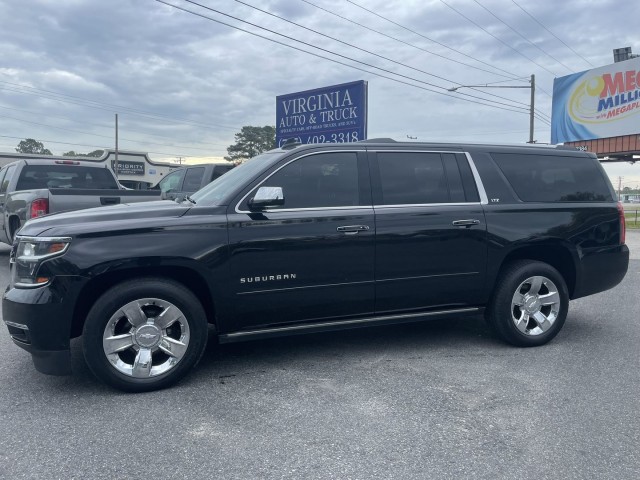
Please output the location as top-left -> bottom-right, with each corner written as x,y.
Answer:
448,74 -> 536,143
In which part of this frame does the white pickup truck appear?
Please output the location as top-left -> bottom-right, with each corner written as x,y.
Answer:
0,159 -> 162,245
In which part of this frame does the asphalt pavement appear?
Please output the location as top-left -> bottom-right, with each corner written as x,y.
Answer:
0,234 -> 638,479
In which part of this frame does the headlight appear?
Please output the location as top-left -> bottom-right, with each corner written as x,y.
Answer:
11,236 -> 71,288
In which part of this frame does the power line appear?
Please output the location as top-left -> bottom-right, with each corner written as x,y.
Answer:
339,0 -> 552,117
160,0 -> 531,117
0,134 -> 208,159
181,0 -> 529,111
0,77 -> 239,131
511,0 -> 595,68
0,104 -> 230,149
301,0 -> 522,81
0,113 -> 228,153
438,0 -> 559,77
236,0 -> 530,109
470,0 -> 574,73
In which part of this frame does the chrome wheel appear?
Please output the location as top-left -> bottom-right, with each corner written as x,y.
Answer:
102,298 -> 190,378
511,275 -> 561,336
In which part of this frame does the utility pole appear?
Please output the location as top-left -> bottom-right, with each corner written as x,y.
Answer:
447,75 -> 536,144
115,113 -> 119,179
618,176 -> 623,201
529,74 -> 535,144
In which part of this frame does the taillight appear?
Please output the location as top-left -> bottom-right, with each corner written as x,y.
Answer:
617,201 -> 626,245
30,198 -> 49,218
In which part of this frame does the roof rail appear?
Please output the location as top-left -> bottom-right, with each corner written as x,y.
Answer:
359,138 -> 397,143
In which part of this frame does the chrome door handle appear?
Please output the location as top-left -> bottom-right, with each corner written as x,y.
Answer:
337,225 -> 370,234
452,219 -> 480,227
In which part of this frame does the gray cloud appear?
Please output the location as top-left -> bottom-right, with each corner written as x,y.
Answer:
0,0 -> 637,185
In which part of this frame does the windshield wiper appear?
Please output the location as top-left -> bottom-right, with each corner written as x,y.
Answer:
185,195 -> 197,205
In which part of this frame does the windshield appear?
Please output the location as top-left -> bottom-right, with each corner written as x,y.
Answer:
189,152 -> 281,205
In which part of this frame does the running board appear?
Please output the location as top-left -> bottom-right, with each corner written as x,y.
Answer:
218,307 -> 483,344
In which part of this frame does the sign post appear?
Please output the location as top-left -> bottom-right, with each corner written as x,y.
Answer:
276,80 -> 368,147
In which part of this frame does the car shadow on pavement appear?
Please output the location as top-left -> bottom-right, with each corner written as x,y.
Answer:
189,314 -> 507,381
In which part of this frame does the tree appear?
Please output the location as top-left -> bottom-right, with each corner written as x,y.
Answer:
225,126 -> 275,163
63,149 -> 104,158
15,138 -> 52,155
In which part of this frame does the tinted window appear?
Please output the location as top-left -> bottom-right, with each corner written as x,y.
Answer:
15,165 -> 118,190
456,154 -> 480,202
210,165 -> 234,183
183,167 -> 205,192
0,168 -> 8,195
158,169 -> 186,193
191,152 -> 280,206
262,152 -> 359,209
0,165 -> 16,194
377,152 -> 449,204
492,153 -> 613,202
442,153 -> 465,203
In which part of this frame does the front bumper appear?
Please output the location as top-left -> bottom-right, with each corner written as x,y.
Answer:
2,275 -> 85,375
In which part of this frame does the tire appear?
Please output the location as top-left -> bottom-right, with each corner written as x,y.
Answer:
486,260 -> 569,347
9,217 -> 21,243
82,278 -> 208,392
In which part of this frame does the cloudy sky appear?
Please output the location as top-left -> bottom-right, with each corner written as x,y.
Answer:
0,0 -> 638,187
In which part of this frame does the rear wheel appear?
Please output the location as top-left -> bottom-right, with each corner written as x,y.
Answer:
82,278 -> 208,392
486,260 -> 569,347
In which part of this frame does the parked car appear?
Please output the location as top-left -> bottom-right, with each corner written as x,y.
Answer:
0,159 -> 162,245
155,163 -> 234,201
2,140 -> 629,391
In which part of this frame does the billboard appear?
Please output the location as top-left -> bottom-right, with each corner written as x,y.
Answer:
276,80 -> 367,147
551,57 -> 640,144
111,160 -> 145,175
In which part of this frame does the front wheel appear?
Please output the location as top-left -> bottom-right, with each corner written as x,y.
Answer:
486,260 -> 569,347
82,278 -> 208,392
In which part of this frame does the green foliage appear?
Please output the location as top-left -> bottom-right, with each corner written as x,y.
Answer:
63,149 -> 104,158
225,126 -> 276,163
15,138 -> 52,155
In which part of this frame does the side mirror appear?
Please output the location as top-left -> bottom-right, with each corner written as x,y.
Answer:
249,186 -> 284,210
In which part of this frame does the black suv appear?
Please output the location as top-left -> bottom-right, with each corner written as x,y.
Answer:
2,140 -> 629,391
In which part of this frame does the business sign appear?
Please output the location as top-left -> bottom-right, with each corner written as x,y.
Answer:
551,57 -> 640,144
276,80 -> 368,147
111,160 -> 145,175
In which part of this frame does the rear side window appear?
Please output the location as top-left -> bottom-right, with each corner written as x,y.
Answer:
210,165 -> 234,182
16,165 -> 118,190
182,167 -> 205,192
491,153 -> 613,202
377,152 -> 449,204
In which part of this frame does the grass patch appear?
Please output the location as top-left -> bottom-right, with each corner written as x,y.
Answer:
624,208 -> 640,229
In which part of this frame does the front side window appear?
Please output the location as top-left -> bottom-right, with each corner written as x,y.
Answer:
1,165 -> 17,193
378,152 -> 449,205
158,169 -> 186,193
0,168 -> 8,195
259,152 -> 359,209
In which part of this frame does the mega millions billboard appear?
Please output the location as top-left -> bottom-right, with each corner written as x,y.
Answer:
551,57 -> 640,144
276,80 -> 368,147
